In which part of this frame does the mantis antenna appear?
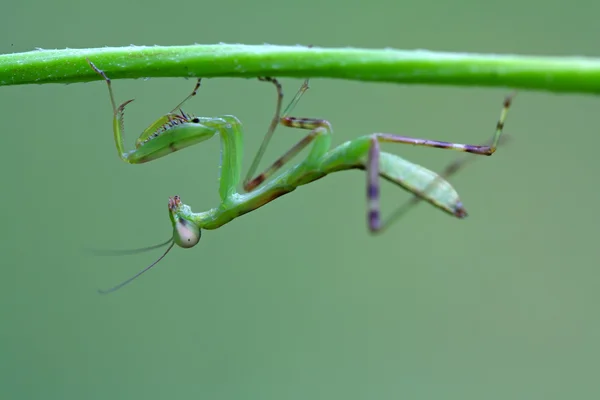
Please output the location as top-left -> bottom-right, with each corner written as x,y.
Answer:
97,241 -> 175,294
88,238 -> 173,256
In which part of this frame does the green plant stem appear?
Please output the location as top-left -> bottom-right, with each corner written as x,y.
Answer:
1,44 -> 600,94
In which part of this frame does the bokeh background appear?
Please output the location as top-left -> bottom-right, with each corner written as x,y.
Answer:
2,0 -> 599,398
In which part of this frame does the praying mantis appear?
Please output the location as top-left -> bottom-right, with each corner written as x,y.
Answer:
87,60 -> 514,294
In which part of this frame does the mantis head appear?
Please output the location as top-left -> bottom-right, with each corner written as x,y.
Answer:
168,195 -> 201,248
97,196 -> 201,295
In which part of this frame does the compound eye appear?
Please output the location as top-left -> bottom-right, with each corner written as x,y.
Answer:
191,117 -> 200,123
173,218 -> 201,248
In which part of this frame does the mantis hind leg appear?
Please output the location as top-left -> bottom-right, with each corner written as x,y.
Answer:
378,134 -> 513,232
364,93 -> 515,232
370,92 -> 514,156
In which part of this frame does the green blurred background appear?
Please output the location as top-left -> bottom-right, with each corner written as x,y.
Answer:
2,0 -> 599,398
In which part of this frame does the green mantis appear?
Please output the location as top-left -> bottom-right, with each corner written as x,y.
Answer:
87,60 -> 514,294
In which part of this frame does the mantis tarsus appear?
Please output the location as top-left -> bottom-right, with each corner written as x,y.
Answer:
87,59 -> 514,294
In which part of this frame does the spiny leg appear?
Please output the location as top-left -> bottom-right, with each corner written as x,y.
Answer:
133,78 -> 203,147
87,59 -> 206,163
243,77 -> 310,190
365,93 -> 515,232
